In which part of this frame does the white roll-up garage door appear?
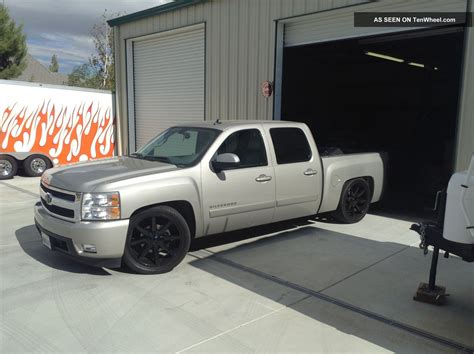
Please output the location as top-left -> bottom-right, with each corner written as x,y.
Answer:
284,0 -> 468,47
132,24 -> 205,149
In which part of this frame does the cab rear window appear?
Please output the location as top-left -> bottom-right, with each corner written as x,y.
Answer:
270,128 -> 312,164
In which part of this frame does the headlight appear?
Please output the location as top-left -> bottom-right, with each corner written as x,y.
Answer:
81,192 -> 120,220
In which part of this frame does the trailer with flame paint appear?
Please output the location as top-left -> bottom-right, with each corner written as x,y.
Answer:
0,80 -> 115,179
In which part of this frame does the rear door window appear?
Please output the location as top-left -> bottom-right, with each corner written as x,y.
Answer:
270,127 -> 312,164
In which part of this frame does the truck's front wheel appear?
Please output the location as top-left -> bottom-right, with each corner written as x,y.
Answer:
123,206 -> 191,274
333,178 -> 371,224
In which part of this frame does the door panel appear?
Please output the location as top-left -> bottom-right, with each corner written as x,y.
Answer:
201,128 -> 275,235
272,162 -> 321,221
201,165 -> 275,235
266,125 -> 323,222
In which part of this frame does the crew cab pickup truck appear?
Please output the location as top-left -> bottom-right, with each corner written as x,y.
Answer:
34,121 -> 384,274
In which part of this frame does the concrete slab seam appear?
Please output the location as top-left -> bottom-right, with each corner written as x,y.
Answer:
317,242 -> 416,293
174,294 -> 311,353
193,250 -> 474,353
0,181 -> 39,198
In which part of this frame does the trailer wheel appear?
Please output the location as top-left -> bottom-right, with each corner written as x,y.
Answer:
0,155 -> 18,180
332,178 -> 371,224
23,155 -> 52,177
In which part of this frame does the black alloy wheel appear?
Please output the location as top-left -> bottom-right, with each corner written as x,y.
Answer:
123,206 -> 191,274
333,178 -> 371,224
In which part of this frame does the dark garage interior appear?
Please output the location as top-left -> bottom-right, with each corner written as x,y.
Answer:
281,27 -> 466,220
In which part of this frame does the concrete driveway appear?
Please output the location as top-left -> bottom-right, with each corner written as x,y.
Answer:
1,177 -> 473,353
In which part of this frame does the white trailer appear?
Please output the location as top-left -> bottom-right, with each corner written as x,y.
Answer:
412,154 -> 474,305
0,80 -> 115,179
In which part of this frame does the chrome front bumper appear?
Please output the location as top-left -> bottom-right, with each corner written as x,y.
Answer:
34,202 -> 129,267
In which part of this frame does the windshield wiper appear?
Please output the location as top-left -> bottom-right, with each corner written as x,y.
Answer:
143,156 -> 172,164
130,153 -> 174,164
129,152 -> 144,159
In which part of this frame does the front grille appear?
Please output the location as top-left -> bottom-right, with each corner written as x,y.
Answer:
41,183 -> 76,202
41,198 -> 75,218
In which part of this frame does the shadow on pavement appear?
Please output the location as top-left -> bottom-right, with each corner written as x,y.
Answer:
190,218 -> 313,251
16,225 -> 111,276
190,224 -> 474,352
316,210 -> 430,225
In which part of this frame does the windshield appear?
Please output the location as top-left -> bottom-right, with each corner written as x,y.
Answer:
132,127 -> 220,167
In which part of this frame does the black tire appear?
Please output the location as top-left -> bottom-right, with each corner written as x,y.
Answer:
23,154 -> 52,177
0,155 -> 18,180
123,206 -> 191,274
332,178 -> 371,224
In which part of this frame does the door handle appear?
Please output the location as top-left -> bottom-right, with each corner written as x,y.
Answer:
304,168 -> 318,176
255,174 -> 272,182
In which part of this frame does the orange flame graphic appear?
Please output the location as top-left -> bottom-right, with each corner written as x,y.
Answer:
0,100 -> 115,165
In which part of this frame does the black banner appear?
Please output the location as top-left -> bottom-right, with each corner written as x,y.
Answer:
354,12 -> 472,27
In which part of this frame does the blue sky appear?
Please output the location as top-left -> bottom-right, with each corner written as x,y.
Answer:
8,0 -> 169,74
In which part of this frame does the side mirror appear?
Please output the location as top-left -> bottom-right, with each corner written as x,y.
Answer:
212,153 -> 240,173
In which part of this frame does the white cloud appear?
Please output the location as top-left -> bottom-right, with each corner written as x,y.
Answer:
28,43 -> 90,62
8,0 -> 170,73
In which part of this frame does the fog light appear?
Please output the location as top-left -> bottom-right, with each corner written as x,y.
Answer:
83,244 -> 97,253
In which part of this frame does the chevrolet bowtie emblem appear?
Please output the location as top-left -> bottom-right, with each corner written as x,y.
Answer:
45,192 -> 53,205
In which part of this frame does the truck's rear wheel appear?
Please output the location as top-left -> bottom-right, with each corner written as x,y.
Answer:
0,155 -> 18,180
333,178 -> 371,224
123,206 -> 191,274
24,155 -> 52,177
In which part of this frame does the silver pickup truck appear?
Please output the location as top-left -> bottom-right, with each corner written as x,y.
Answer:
34,121 -> 384,274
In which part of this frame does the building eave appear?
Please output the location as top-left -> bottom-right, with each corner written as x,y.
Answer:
108,0 -> 206,27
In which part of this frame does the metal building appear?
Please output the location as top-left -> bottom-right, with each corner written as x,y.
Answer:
109,0 -> 473,215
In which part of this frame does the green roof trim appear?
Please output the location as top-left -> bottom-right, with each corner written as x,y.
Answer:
108,0 -> 206,27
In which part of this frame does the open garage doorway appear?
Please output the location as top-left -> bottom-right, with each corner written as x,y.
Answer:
281,27 -> 466,220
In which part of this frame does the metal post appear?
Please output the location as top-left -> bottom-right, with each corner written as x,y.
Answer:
428,246 -> 440,290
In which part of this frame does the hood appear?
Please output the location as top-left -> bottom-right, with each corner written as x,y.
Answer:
42,156 -> 178,192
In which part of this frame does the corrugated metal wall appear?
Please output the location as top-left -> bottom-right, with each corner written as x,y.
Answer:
456,0 -> 474,171
114,0 -> 473,171
114,0 -> 366,154
283,0 -> 467,46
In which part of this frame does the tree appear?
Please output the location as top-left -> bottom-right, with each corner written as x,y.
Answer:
49,54 -> 59,72
0,5 -> 27,79
67,63 -> 100,89
89,10 -> 115,90
68,10 -> 117,90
